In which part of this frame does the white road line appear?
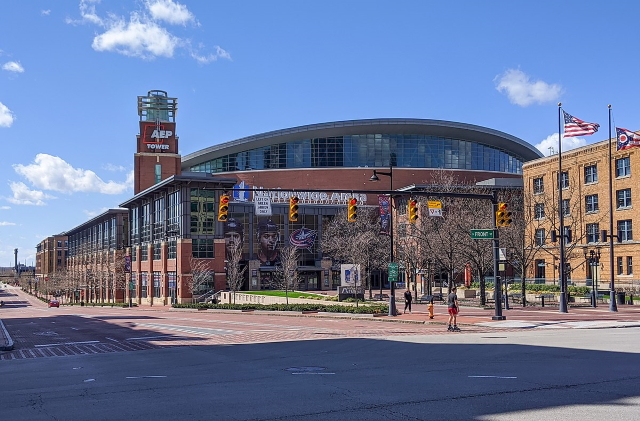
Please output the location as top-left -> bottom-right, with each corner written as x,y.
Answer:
468,375 -> 517,379
291,373 -> 336,375
35,340 -> 100,347
126,376 -> 168,379
127,335 -> 173,341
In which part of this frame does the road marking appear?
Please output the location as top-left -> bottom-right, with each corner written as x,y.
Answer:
35,340 -> 100,347
84,379 -> 95,382
126,376 -> 167,379
127,335 -> 173,340
468,375 -> 517,379
291,373 -> 335,375
105,337 -> 119,342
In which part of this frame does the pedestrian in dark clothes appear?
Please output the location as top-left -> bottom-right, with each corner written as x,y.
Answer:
404,289 -> 412,314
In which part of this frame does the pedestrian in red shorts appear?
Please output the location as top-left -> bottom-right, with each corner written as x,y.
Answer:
447,286 -> 460,332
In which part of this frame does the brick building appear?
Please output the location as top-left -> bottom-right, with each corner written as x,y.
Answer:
522,138 -> 639,290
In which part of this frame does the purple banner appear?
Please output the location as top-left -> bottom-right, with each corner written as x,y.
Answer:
378,195 -> 390,235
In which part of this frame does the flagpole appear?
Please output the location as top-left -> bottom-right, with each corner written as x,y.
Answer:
557,103 -> 568,313
608,105 -> 618,312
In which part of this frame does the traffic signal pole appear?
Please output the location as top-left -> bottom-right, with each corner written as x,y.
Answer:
492,192 -> 506,320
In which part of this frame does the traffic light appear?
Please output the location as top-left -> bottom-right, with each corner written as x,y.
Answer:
495,202 -> 512,227
289,196 -> 299,222
408,199 -> 418,223
347,197 -> 358,222
218,194 -> 230,222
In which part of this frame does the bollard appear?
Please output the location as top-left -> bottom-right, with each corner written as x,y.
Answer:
628,294 -> 634,305
541,295 -> 545,307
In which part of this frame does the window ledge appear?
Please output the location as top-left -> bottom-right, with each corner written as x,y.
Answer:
616,206 -> 632,211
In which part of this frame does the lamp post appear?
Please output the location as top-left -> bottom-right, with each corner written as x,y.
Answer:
583,247 -> 601,308
369,165 -> 397,316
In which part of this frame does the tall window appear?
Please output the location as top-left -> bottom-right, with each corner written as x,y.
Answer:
533,177 -> 544,194
167,190 -> 180,235
534,203 -> 545,219
618,220 -> 632,242
560,171 -> 569,189
131,272 -> 137,299
563,226 -> 572,244
155,164 -> 162,184
141,245 -> 148,261
535,229 -> 545,246
627,257 -> 633,275
562,199 -> 570,216
585,195 -> 599,213
168,240 -> 177,259
617,257 -> 623,275
141,272 -> 148,298
586,223 -> 600,243
153,242 -> 162,260
617,189 -> 631,208
584,165 -> 598,184
131,246 -> 137,262
153,272 -> 161,298
535,259 -> 546,279
616,157 -> 631,177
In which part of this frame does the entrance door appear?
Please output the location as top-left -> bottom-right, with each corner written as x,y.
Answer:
298,272 -> 319,291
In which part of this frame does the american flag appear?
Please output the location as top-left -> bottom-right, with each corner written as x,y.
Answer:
563,111 -> 600,137
616,127 -> 640,151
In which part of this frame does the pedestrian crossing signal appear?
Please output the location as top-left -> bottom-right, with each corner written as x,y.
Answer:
347,198 -> 358,222
408,199 -> 418,223
289,196 -> 299,222
495,202 -> 512,227
218,195 -> 230,222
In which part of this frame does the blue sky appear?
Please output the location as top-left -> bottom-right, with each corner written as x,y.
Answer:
1,0 -> 639,266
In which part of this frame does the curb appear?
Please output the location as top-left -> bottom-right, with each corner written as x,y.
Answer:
0,319 -> 14,351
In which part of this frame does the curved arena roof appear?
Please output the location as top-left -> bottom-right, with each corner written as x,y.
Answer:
181,118 -> 543,171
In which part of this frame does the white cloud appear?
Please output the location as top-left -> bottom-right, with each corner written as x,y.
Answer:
92,14 -> 180,59
146,0 -> 195,25
535,133 -> 587,156
41,9 -> 51,16
68,0 -> 228,63
0,102 -> 15,127
7,182 -> 55,206
83,207 -> 110,218
2,61 -> 24,73
191,46 -> 231,64
13,154 -> 131,194
0,221 -> 16,226
495,69 -> 563,107
0,206 -> 10,210
102,163 -> 127,171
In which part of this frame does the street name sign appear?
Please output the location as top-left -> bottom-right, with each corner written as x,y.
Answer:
388,262 -> 399,281
470,229 -> 494,239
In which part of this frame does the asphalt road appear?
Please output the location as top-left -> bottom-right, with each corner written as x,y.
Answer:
1,296 -> 640,420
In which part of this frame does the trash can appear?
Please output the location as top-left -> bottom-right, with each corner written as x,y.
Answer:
80,301 -> 85,307
616,292 -> 626,305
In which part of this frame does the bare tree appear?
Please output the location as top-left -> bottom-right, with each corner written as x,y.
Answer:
321,207 -> 388,298
273,245 -> 300,305
188,257 -> 215,302
226,241 -> 247,304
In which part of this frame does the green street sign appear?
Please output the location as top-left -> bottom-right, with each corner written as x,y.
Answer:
470,229 -> 495,239
129,281 -> 135,290
388,262 -> 399,280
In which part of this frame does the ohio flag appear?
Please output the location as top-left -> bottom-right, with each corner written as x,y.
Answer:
616,127 -> 640,151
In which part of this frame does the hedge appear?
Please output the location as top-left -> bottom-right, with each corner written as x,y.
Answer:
173,302 -> 388,314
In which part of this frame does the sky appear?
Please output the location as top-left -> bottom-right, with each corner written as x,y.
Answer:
1,0 -> 640,266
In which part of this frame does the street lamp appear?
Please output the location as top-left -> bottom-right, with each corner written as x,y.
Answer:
582,246 -> 601,308
369,165 -> 397,316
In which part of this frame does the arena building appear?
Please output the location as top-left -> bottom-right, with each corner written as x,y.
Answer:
53,90 -> 543,306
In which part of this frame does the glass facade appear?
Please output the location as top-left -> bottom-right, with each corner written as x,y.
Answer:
189,134 -> 524,174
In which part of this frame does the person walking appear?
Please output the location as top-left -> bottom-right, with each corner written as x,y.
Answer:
447,286 -> 460,331
403,289 -> 412,314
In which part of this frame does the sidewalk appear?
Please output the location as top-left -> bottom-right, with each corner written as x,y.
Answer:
2,287 -> 640,351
